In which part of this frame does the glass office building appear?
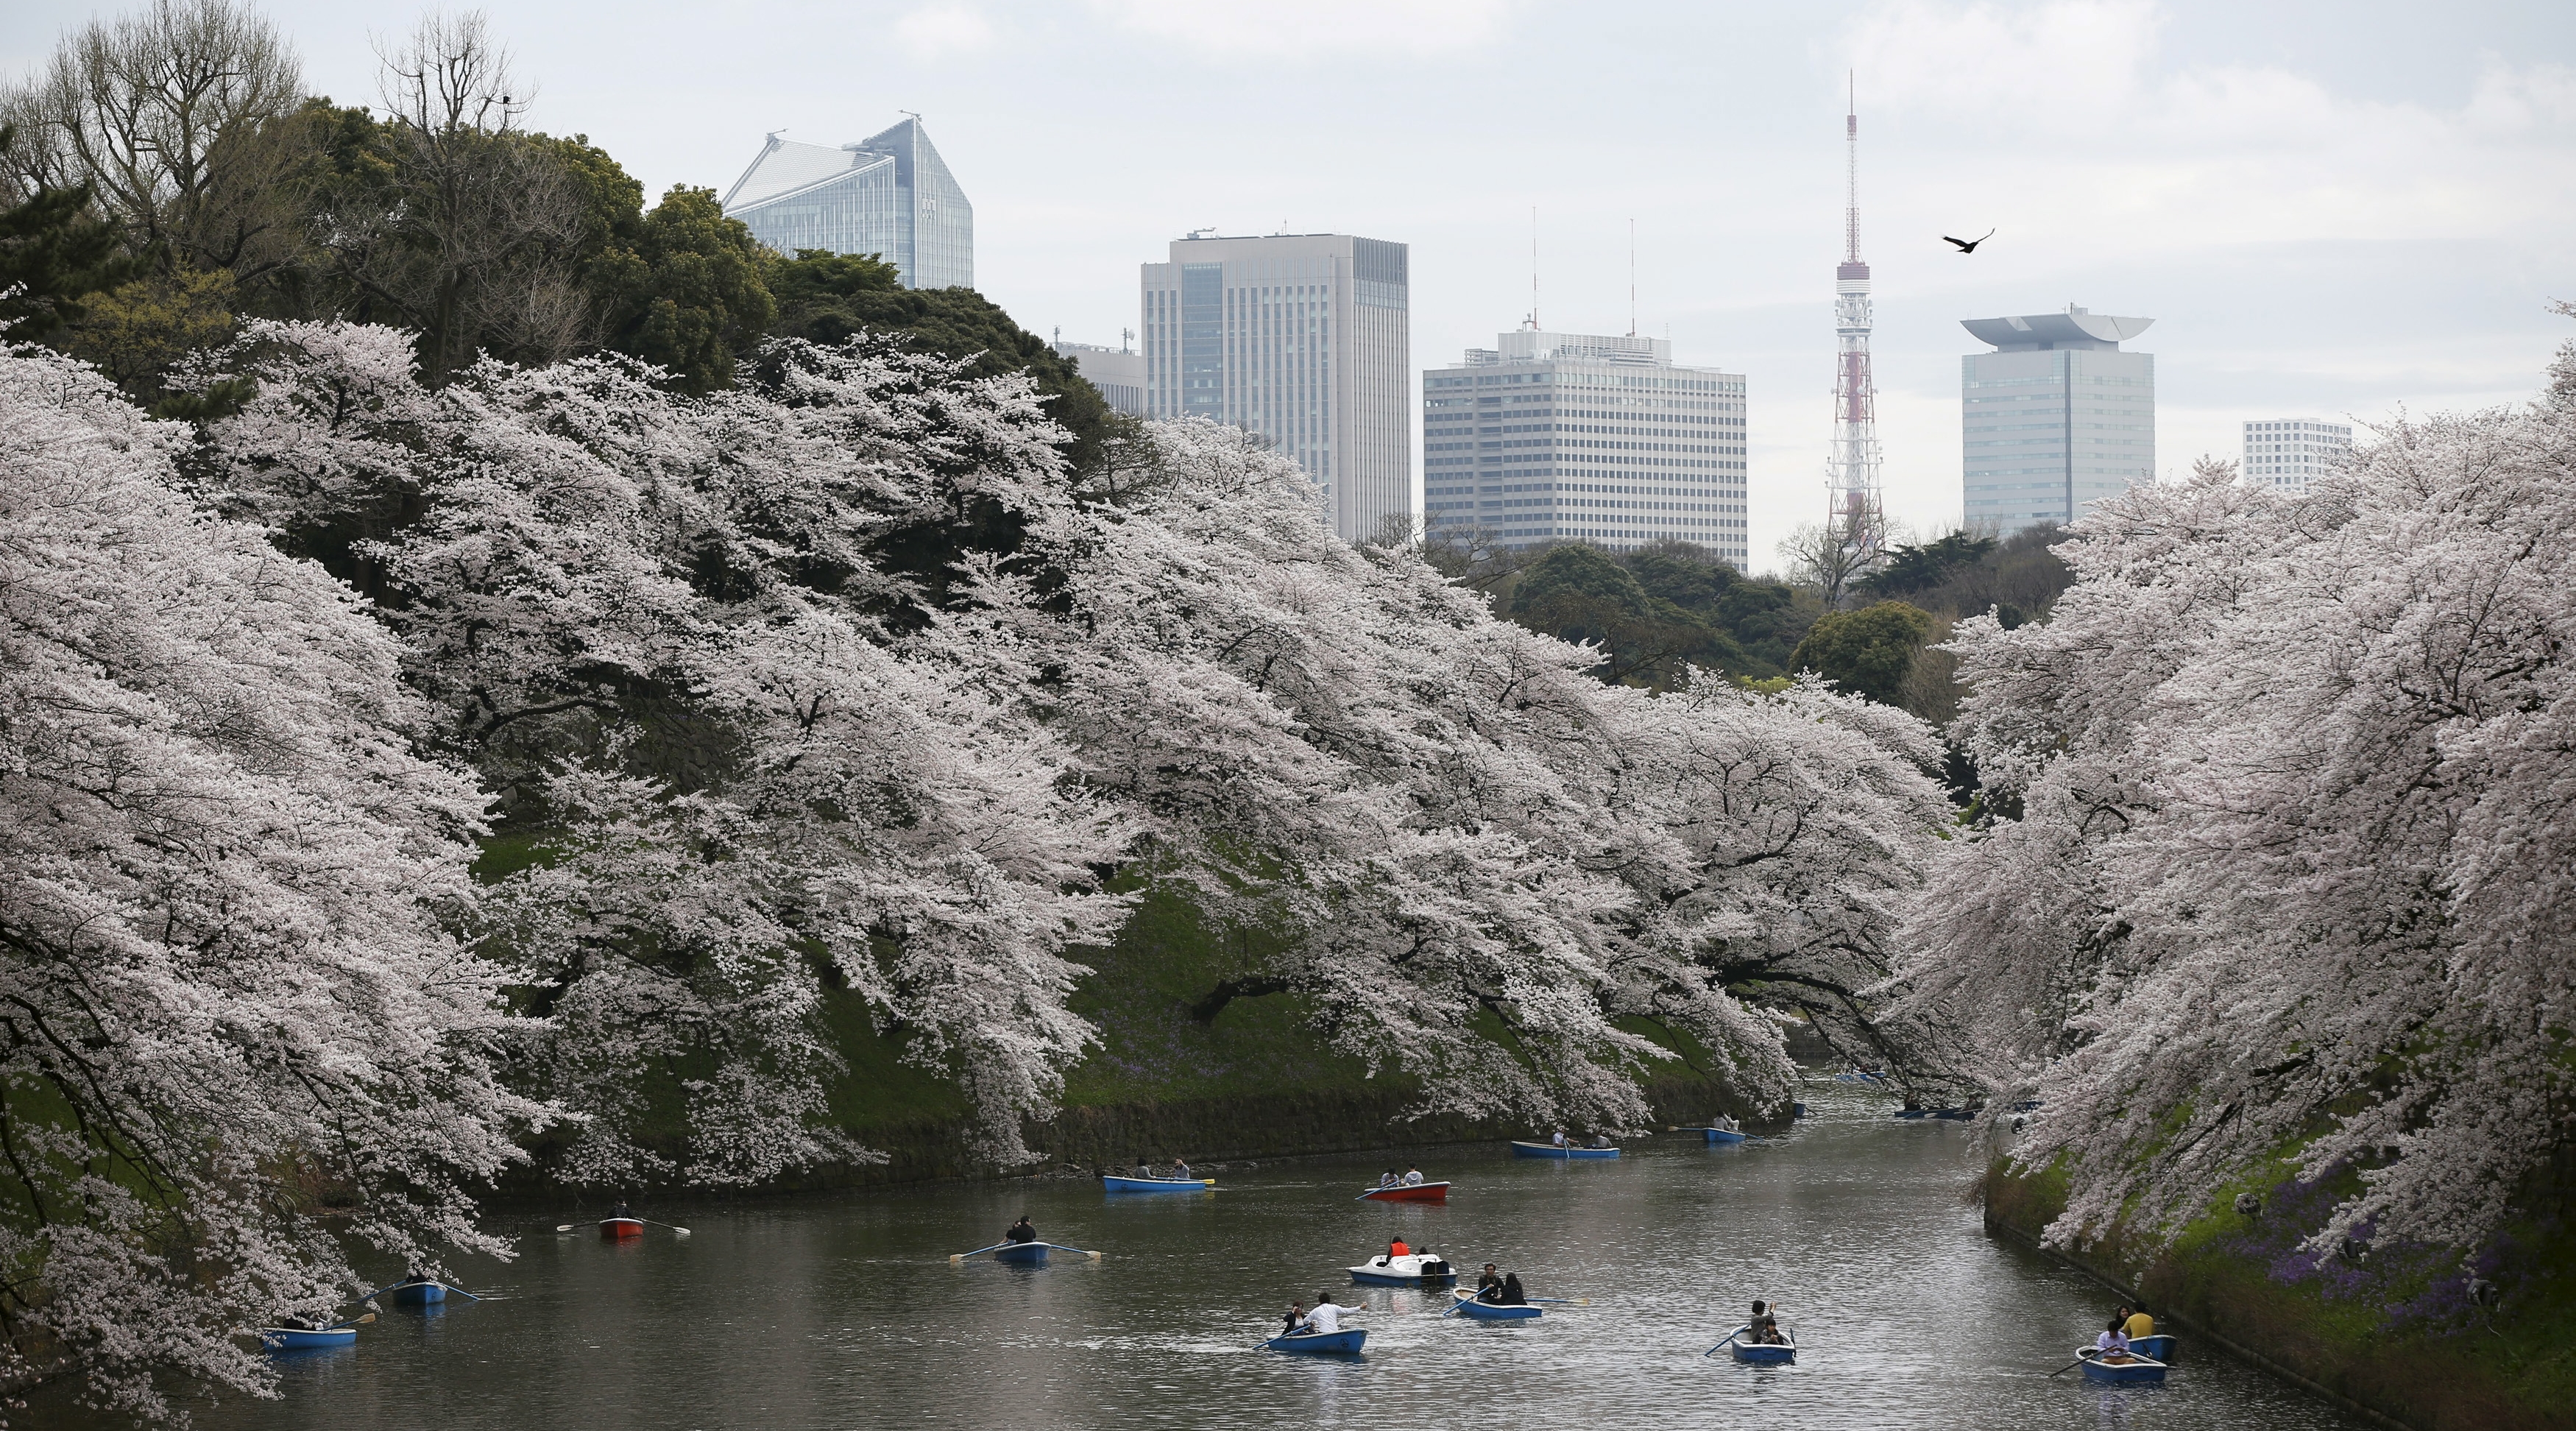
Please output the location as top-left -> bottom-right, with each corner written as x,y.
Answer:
721,119 -> 972,289
2242,418 -> 2352,491
1141,233 -> 1411,544
1423,330 -> 1749,566
1960,306 -> 2154,537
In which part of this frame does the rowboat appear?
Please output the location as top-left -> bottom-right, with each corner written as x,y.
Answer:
1450,1294 -> 1542,1321
1510,1141 -> 1617,1159
259,1326 -> 357,1351
2078,1349 -> 2167,1384
1691,1126 -> 1747,1145
2127,1334 -> 2175,1363
1267,1327 -> 1366,1354
601,1217 -> 643,1240
991,1242 -> 1049,1265
1723,1326 -> 1796,1363
1100,1175 -> 1214,1194
388,1280 -> 446,1306
1348,1253 -> 1459,1287
1358,1180 -> 1450,1203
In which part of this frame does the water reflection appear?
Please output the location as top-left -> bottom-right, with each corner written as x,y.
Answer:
171,1083 -> 2365,1430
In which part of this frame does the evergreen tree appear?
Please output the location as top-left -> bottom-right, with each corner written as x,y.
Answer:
0,125 -> 148,339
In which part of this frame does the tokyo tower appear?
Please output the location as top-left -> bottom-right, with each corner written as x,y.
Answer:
1827,83 -> 1887,571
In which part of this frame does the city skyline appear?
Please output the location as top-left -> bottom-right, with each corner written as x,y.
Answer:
9,0 -> 2564,565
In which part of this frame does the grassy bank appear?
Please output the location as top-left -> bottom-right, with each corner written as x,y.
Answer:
1985,1156 -> 2576,1431
533,882 -> 1756,1195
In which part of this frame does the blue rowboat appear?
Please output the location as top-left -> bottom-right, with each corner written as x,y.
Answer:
1101,1175 -> 1213,1194
1267,1327 -> 1366,1354
1348,1254 -> 1458,1287
1510,1140 -> 1617,1159
1450,1295 -> 1542,1321
1693,1126 -> 1747,1145
1723,1327 -> 1796,1363
2127,1334 -> 2175,1362
260,1326 -> 357,1351
389,1280 -> 446,1306
991,1242 -> 1049,1265
2078,1349 -> 2166,1384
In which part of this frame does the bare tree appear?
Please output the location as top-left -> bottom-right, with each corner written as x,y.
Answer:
0,0 -> 306,275
309,10 -> 587,376
1419,515 -> 1544,598
1775,520 -> 1875,608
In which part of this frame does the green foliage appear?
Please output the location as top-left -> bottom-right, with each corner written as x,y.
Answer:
1510,544 -> 1743,686
764,248 -> 1124,474
60,266 -> 241,410
1860,531 -> 1997,598
0,125 -> 150,339
595,186 -> 776,394
1788,600 -> 1938,706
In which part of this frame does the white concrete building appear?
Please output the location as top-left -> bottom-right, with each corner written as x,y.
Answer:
2242,418 -> 2352,491
1052,340 -> 1145,417
1141,233 -> 1411,543
1961,305 -> 2156,537
1424,328 -> 1749,565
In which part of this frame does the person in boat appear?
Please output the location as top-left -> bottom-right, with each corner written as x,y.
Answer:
1170,1157 -> 1192,1179
2123,1302 -> 2156,1342
1476,1263 -> 1503,1301
1550,1128 -> 1568,1148
612,1200 -> 631,1220
1749,1300 -> 1781,1343
1498,1272 -> 1527,1305
1389,1237 -> 1410,1259
1377,1168 -> 1399,1188
1299,1293 -> 1358,1335
1588,1133 -> 1613,1149
1401,1165 -> 1424,1185
2094,1316 -> 2132,1362
1005,1216 -> 1037,1244
1281,1301 -> 1305,1338
1133,1157 -> 1155,1179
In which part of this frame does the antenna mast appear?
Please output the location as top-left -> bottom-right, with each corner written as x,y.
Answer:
1529,207 -> 1540,330
1826,73 -> 1886,590
1628,218 -> 1638,337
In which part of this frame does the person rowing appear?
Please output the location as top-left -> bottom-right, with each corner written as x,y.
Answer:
1005,1216 -> 1037,1245
1476,1263 -> 1503,1301
1295,1292 -> 1361,1337
2094,1315 -> 2133,1362
1376,1168 -> 1399,1188
2123,1302 -> 2156,1342
1749,1299 -> 1783,1343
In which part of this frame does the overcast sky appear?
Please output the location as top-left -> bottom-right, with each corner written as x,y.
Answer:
7,0 -> 2571,565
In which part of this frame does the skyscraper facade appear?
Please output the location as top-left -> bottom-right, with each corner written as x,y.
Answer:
1961,306 -> 2156,537
721,119 -> 972,289
2241,418 -> 2352,491
1423,328 -> 1749,565
1140,233 -> 1410,543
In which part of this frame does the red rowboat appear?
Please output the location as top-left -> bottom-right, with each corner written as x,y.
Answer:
1358,1181 -> 1450,1204
601,1218 -> 644,1240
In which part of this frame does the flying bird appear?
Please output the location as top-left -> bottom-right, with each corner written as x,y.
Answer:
1942,229 -> 1996,254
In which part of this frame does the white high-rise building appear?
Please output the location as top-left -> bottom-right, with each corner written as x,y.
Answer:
1141,233 -> 1411,543
2242,419 -> 2352,490
1961,305 -> 2156,537
1423,328 -> 1749,565
1052,339 -> 1146,417
721,119 -> 972,289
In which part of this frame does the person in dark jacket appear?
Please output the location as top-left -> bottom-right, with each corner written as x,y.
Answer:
1005,1216 -> 1037,1244
1476,1263 -> 1503,1301
1498,1273 -> 1527,1305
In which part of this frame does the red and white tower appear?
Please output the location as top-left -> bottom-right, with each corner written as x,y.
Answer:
1827,88 -> 1886,569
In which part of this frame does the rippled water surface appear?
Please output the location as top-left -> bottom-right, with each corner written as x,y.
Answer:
199,1083 -> 2366,1430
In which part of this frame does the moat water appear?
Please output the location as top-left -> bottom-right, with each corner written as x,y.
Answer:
187,1081 -> 2367,1430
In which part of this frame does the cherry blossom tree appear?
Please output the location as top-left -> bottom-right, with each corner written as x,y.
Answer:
0,337 -> 539,1421
1903,348 -> 2576,1257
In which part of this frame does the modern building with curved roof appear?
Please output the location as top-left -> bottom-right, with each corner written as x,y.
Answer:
721,118 -> 972,290
1961,305 -> 2155,536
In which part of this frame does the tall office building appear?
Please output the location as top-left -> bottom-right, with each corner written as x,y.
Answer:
721,119 -> 972,289
1052,339 -> 1146,417
2242,418 -> 2352,491
1961,306 -> 2156,537
1141,233 -> 1410,543
1423,329 -> 1749,565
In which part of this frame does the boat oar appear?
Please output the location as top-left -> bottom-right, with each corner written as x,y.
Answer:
1523,1297 -> 1589,1305
1703,1329 -> 1743,1358
322,1311 -> 379,1332
1041,1243 -> 1106,1261
637,1217 -> 691,1237
949,1242 -> 1011,1263
2049,1349 -> 2099,1378
436,1283 -> 484,1302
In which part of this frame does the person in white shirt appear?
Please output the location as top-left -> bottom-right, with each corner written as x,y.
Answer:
1550,1129 -> 1567,1148
1298,1293 -> 1359,1335
1401,1166 -> 1423,1186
